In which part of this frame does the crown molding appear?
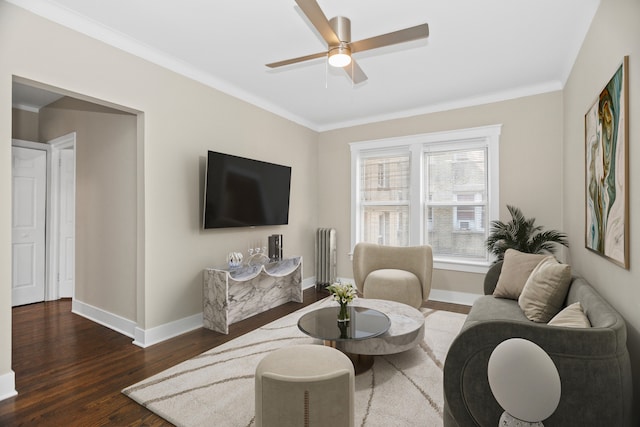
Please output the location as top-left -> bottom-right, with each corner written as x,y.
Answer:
6,0 -> 317,130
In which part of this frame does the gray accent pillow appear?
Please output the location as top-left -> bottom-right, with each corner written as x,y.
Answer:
493,249 -> 547,300
518,256 -> 572,323
548,302 -> 591,328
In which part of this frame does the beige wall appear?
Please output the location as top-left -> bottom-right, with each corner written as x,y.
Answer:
0,1 -> 318,382
11,108 -> 39,141
318,91 -> 565,295
562,0 -> 640,414
39,98 -> 138,320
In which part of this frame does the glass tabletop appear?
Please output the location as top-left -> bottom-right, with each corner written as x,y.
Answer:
297,306 -> 391,341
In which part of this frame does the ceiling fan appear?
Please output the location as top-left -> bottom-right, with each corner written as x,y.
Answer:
266,0 -> 429,84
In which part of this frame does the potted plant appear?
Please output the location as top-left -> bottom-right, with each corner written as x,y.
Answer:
486,205 -> 569,263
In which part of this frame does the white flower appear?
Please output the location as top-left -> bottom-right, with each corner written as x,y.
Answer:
326,281 -> 357,304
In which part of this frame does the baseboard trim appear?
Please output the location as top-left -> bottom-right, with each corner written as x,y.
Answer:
135,278 -> 316,347
72,299 -> 137,339
71,302 -> 203,349
429,289 -> 482,307
302,276 -> 316,289
0,371 -> 17,402
133,312 -> 203,348
71,276 -> 317,349
69,278 -> 475,350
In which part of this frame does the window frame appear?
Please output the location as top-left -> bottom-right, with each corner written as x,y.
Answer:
350,125 -> 501,273
357,148 -> 412,246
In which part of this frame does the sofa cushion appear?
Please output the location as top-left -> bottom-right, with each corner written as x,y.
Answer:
548,302 -> 591,328
464,295 -> 529,325
493,249 -> 547,300
518,256 -> 572,322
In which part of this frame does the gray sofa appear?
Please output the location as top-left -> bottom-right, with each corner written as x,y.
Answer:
443,261 -> 633,426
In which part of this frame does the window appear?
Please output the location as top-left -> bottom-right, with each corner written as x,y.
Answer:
359,153 -> 410,246
426,150 -> 487,261
350,125 -> 500,272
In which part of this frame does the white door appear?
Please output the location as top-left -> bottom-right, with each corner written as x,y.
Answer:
12,146 -> 47,306
58,148 -> 75,297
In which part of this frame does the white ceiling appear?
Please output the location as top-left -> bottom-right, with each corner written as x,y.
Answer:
10,0 -> 600,131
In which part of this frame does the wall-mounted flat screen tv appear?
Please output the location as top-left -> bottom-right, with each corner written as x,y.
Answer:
203,151 -> 292,229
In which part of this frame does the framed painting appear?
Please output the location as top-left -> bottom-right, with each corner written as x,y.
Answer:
585,56 -> 629,268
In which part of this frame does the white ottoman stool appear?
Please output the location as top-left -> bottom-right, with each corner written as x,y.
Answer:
255,344 -> 355,427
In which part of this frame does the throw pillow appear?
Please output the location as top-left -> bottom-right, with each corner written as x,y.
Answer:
548,302 -> 591,328
493,249 -> 547,300
518,256 -> 572,323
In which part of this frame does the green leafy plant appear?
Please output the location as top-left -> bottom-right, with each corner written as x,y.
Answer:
486,205 -> 569,263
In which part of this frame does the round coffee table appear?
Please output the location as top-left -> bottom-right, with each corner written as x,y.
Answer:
337,299 -> 425,356
297,299 -> 425,373
298,305 -> 390,374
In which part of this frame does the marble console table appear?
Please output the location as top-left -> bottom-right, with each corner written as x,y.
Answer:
203,256 -> 303,334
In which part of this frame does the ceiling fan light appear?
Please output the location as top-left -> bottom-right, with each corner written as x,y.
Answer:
328,46 -> 352,67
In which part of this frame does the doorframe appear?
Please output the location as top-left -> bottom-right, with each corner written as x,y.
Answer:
49,133 -> 76,301
11,133 -> 76,302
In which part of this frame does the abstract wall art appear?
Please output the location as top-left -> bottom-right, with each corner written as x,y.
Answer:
585,56 -> 629,268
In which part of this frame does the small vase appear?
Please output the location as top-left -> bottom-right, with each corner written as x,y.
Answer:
338,321 -> 349,339
337,302 -> 350,323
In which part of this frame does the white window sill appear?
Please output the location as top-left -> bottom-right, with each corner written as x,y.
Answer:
348,252 -> 492,274
434,259 -> 491,274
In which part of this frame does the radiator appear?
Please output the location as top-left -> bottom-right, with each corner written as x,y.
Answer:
315,228 -> 336,288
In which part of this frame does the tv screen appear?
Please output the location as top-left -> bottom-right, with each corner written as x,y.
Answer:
203,151 -> 292,229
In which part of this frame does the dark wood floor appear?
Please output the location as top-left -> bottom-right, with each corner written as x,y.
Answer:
1,288 -> 469,426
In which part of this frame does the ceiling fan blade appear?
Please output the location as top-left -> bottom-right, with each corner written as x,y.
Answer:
294,0 -> 340,46
266,51 -> 328,68
343,59 -> 368,84
350,23 -> 429,53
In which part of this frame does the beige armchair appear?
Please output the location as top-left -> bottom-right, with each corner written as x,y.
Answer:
352,243 -> 433,309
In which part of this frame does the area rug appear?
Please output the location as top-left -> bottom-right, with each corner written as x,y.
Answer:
123,298 -> 466,427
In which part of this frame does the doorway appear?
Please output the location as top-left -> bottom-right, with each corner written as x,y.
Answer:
8,78 -> 143,403
11,78 -> 141,331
